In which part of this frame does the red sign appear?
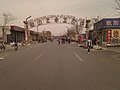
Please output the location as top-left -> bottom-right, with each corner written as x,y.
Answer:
106,30 -> 112,44
113,30 -> 119,37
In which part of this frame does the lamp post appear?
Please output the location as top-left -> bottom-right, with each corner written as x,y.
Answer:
23,16 -> 31,43
26,16 -> 31,21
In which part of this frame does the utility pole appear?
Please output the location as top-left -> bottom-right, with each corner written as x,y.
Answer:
23,16 -> 31,43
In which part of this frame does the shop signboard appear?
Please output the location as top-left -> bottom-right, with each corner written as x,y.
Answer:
94,18 -> 120,30
103,18 -> 120,29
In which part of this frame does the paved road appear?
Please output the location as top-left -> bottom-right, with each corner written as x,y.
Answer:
0,42 -> 120,90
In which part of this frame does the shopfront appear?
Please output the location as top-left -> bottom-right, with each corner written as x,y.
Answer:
94,18 -> 120,46
102,29 -> 120,46
7,26 -> 25,44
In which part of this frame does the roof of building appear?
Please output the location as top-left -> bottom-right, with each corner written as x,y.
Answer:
10,25 -> 25,32
94,18 -> 120,30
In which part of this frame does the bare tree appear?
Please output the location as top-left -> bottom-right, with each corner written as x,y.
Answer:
0,12 -> 16,44
66,26 -> 76,39
1,12 -> 16,26
115,0 -> 120,13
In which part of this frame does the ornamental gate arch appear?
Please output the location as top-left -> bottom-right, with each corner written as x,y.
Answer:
23,15 -> 85,42
26,15 -> 84,29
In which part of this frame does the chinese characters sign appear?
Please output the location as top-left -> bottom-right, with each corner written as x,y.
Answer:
104,19 -> 120,27
27,15 -> 79,28
94,18 -> 120,30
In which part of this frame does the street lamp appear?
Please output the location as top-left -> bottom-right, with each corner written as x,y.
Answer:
26,16 -> 31,21
23,16 -> 31,43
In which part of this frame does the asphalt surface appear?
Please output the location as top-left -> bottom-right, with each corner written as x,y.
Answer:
0,41 -> 120,90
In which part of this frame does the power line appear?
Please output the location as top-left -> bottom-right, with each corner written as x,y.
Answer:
95,0 -> 117,18
103,10 -> 117,18
95,0 -> 113,6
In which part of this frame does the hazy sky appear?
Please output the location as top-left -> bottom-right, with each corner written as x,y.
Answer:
0,0 -> 116,35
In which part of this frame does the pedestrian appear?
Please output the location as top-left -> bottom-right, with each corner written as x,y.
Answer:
14,42 -> 18,51
87,37 -> 92,54
57,38 -> 61,45
68,37 -> 71,44
97,39 -> 100,46
92,37 -> 96,46
65,37 -> 68,44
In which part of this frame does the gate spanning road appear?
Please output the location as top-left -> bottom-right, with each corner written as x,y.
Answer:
26,15 -> 85,28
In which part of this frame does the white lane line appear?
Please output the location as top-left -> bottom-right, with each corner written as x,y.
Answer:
68,46 -> 71,49
74,52 -> 84,62
0,57 -> 4,60
34,53 -> 44,61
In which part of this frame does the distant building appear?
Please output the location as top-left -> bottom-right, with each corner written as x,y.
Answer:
30,30 -> 38,41
43,31 -> 52,40
94,18 -> 120,46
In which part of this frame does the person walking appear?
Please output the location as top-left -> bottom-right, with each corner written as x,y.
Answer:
14,42 -> 18,51
57,38 -> 61,45
68,37 -> 71,44
87,37 -> 92,54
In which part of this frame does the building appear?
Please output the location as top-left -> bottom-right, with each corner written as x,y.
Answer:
30,30 -> 38,41
0,25 -> 39,44
43,31 -> 52,40
94,18 -> 120,46
7,26 -> 25,44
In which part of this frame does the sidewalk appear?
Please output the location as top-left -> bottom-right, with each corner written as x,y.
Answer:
91,44 -> 120,53
0,44 -> 15,54
107,47 -> 120,53
0,42 -> 39,54
0,44 -> 25,54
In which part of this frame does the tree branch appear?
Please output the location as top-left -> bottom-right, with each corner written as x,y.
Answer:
115,0 -> 120,11
2,12 -> 16,26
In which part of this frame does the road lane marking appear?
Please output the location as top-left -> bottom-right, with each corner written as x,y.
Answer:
68,46 -> 71,49
0,57 -> 4,60
34,53 -> 43,61
74,52 -> 84,62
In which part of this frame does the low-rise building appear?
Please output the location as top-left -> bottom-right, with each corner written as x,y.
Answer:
8,26 -> 25,43
94,18 -> 120,46
0,25 -> 40,44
